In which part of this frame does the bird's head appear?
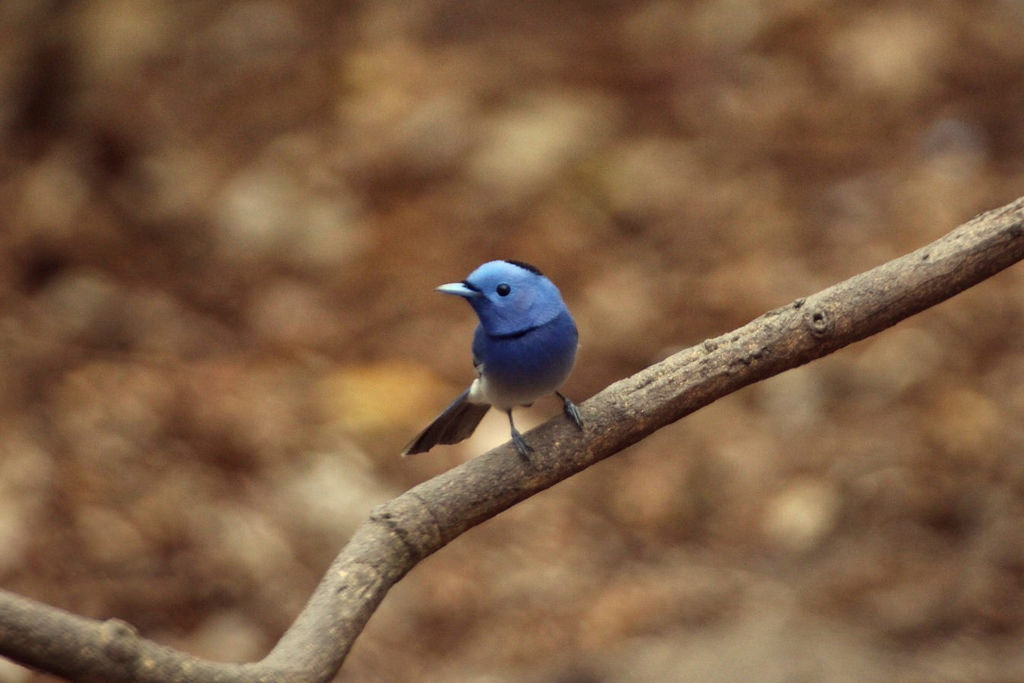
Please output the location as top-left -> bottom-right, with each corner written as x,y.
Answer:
437,260 -> 568,336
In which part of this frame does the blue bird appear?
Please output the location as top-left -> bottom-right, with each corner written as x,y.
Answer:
402,260 -> 583,458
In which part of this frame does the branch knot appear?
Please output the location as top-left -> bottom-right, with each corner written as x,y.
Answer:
804,306 -> 834,337
100,619 -> 139,663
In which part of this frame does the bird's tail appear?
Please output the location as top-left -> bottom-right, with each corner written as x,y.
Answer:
401,389 -> 490,456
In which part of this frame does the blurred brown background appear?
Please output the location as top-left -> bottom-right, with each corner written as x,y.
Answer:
2,1 -> 1024,681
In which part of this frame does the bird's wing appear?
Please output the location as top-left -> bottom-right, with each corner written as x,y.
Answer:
471,324 -> 486,376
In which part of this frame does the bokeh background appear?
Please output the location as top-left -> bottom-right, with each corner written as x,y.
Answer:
2,1 -> 1024,681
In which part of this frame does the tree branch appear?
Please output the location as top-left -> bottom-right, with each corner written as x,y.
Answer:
1,196 -> 1022,681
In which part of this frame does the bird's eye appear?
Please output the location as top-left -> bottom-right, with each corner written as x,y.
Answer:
496,283 -> 511,296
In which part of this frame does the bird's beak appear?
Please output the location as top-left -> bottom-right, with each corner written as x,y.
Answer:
436,281 -> 480,298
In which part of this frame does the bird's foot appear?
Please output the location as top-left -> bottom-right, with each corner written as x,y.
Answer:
510,429 -> 534,459
557,392 -> 584,431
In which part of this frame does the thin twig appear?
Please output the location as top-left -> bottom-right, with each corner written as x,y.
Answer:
0,196 -> 1022,682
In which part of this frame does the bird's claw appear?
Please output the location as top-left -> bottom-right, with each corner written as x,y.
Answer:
558,393 -> 584,431
511,430 -> 534,459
